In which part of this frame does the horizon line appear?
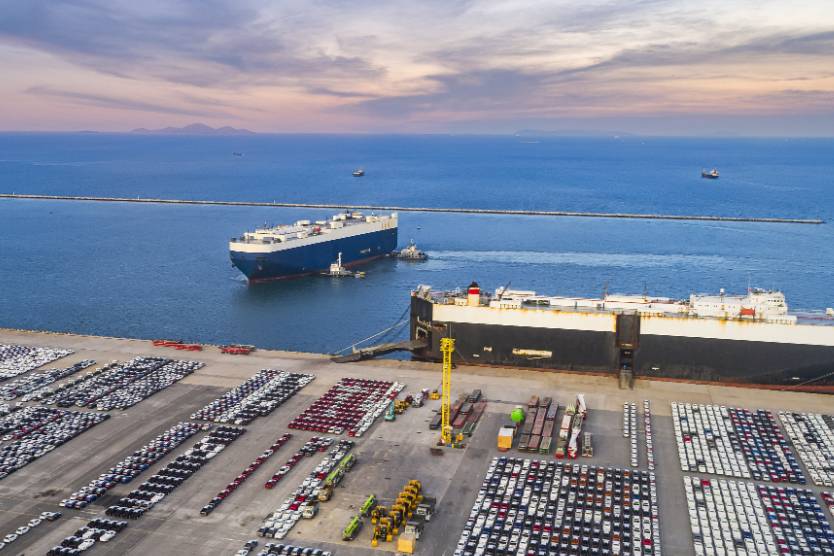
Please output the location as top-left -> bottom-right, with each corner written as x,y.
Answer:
2,129 -> 834,139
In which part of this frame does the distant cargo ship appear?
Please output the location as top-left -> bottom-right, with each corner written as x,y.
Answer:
230,211 -> 397,282
410,283 -> 834,391
701,168 -> 719,179
352,168 -> 365,177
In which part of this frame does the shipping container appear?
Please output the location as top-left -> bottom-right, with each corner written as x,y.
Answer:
497,426 -> 514,451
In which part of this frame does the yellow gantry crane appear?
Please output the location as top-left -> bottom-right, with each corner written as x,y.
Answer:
440,337 -> 455,445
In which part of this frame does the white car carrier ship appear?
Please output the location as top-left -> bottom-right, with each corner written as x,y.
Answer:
230,211 -> 397,282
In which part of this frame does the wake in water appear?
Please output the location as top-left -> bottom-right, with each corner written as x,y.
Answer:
428,250 -> 727,269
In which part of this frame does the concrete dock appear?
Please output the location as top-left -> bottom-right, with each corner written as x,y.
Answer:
1,327 -> 833,556
0,193 -> 825,224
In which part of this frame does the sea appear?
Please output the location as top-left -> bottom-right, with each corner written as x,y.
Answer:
1,133 -> 833,354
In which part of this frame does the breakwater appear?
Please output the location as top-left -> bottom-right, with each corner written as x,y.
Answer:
0,193 -> 824,224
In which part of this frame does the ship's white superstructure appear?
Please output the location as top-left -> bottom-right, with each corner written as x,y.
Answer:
489,287 -> 798,323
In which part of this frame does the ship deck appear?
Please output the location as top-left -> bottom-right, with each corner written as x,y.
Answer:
420,293 -> 834,326
1,328 -> 833,556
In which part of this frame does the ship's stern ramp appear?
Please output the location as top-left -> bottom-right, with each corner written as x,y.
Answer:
615,312 -> 640,388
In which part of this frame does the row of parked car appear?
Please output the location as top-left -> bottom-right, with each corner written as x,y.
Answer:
0,360 -> 96,401
1,404 -> 59,438
18,362 -> 120,403
47,518 -> 128,555
624,403 -> 638,468
0,407 -> 109,480
258,439 -> 355,540
94,359 -> 203,411
101,425 -> 246,521
288,378 -> 402,437
758,484 -> 834,554
0,343 -> 73,380
643,401 -> 655,472
779,411 -> 834,487
264,436 -> 334,489
255,543 -> 332,556
44,357 -> 202,410
684,475 -> 834,556
1,511 -> 61,552
455,457 -> 661,556
60,421 -> 205,509
673,403 -> 805,483
191,369 -> 314,425
729,407 -> 805,484
201,432 -> 293,515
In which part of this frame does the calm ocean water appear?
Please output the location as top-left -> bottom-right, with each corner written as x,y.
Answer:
1,133 -> 833,353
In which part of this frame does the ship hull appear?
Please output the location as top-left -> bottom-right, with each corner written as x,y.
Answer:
231,228 -> 397,282
410,296 -> 834,391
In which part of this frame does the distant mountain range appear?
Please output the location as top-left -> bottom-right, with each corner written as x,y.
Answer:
514,129 -> 637,137
131,123 -> 255,135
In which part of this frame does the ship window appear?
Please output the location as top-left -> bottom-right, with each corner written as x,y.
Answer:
483,346 -> 493,352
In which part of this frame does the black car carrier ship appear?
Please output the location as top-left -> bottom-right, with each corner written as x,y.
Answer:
410,282 -> 834,392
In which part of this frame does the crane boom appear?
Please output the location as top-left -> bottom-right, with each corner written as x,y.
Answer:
440,337 -> 455,444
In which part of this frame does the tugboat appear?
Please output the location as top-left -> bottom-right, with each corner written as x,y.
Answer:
352,168 -> 365,177
701,168 -> 719,179
323,252 -> 365,278
396,240 -> 428,261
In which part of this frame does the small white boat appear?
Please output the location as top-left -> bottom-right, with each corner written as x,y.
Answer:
323,252 -> 365,278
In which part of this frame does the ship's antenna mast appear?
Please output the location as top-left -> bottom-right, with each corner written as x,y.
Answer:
602,281 -> 609,299
497,280 -> 511,300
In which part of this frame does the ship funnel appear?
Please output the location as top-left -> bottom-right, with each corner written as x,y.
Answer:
467,281 -> 481,306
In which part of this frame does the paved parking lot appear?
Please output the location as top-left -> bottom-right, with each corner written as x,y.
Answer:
1,328 -> 833,555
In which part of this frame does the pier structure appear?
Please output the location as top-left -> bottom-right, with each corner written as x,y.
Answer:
0,193 -> 824,224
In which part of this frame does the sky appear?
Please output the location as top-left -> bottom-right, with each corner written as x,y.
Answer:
0,0 -> 833,135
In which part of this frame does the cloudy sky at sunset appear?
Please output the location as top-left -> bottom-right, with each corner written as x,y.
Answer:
1,0 -> 833,135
